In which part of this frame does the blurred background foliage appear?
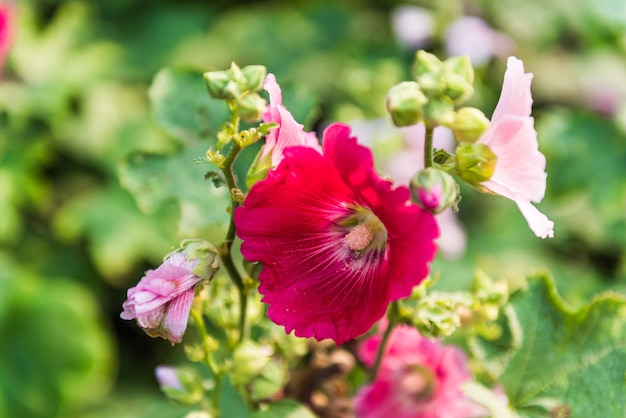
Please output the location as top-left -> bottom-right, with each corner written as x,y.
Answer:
0,0 -> 624,416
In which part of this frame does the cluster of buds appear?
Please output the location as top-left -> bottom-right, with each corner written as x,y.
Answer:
204,63 -> 268,123
386,51 -> 498,215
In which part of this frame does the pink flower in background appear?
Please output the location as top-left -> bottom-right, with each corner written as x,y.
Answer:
444,17 -> 512,66
155,366 -> 183,390
478,57 -> 554,238
355,325 -> 486,418
0,2 -> 15,72
235,123 -> 438,344
351,119 -> 466,260
260,73 -> 321,167
121,252 -> 203,344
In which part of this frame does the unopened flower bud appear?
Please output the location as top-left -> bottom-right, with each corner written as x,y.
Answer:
232,341 -> 273,384
422,96 -> 455,127
237,92 -> 267,123
410,167 -> 460,214
241,65 -> 267,92
444,55 -> 474,85
455,142 -> 497,184
204,70 -> 231,99
450,107 -> 490,142
386,81 -> 427,127
442,72 -> 474,104
413,50 -> 444,78
246,146 -> 273,189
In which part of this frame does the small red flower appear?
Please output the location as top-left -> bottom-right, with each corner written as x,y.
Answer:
235,123 -> 438,344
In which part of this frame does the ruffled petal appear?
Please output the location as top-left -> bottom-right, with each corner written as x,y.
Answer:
162,288 -> 196,344
491,56 -> 534,120
260,74 -> 321,167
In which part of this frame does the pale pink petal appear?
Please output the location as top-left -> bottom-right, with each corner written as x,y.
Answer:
162,288 -> 196,344
260,74 -> 321,167
477,57 -> 553,238
120,250 -> 204,344
480,115 -> 546,203
514,198 -> 554,239
491,57 -> 533,120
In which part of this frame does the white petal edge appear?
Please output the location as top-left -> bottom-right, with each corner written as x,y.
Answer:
514,198 -> 554,239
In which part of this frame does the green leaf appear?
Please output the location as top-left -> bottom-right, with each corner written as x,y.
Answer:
470,273 -> 626,417
251,400 -> 316,418
117,143 -> 230,237
149,68 -> 229,144
219,376 -> 251,418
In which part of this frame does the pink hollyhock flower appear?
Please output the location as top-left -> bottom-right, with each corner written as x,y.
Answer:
355,325 -> 486,418
260,73 -> 321,167
121,249 -> 209,344
477,57 -> 554,238
235,123 -> 439,344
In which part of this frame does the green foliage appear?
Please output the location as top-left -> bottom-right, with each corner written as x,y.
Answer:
150,68 -> 230,144
471,274 -> 626,417
0,257 -> 115,418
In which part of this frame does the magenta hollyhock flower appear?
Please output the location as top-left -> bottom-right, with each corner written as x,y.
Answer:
235,123 -> 439,344
260,73 -> 321,167
355,325 -> 486,418
477,57 -> 554,238
121,252 -> 203,344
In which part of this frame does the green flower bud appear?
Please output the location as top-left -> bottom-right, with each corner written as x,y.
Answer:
413,50 -> 444,79
246,146 -> 273,190
204,70 -> 231,99
450,107 -> 490,142
422,95 -> 455,127
241,65 -> 267,92
410,167 -> 460,214
386,81 -> 427,127
237,92 -> 267,123
175,239 -> 220,283
455,142 -> 497,184
231,341 -> 273,385
444,55 -> 474,85
442,72 -> 474,104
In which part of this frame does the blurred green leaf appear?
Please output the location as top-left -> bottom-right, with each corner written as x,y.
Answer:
251,399 -> 316,418
219,376 -> 251,418
0,258 -> 116,418
53,183 -> 174,283
118,143 -> 230,237
470,273 -> 626,417
149,68 -> 229,144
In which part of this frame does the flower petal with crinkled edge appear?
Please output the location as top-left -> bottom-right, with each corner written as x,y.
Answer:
478,57 -> 554,238
260,74 -> 321,167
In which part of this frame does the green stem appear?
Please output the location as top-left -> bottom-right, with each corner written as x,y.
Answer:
191,309 -> 221,415
424,126 -> 434,169
219,142 -> 248,344
371,301 -> 399,379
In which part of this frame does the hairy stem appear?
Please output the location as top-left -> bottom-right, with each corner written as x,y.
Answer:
191,309 -> 222,414
424,126 -> 434,169
371,301 -> 399,379
219,141 -> 248,344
